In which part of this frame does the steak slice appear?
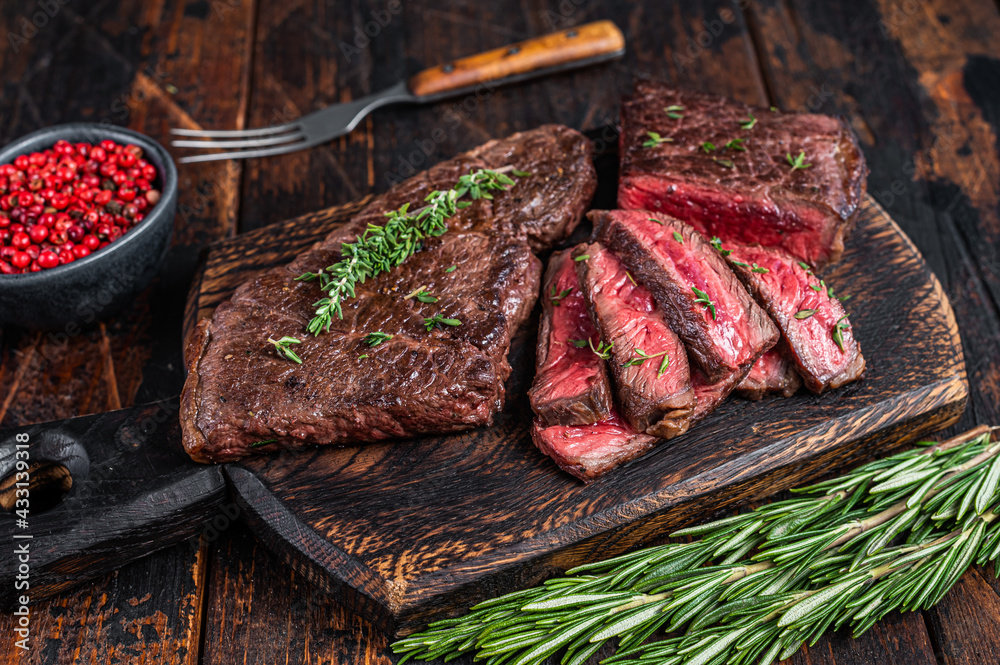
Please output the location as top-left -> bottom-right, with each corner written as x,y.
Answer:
723,243 -> 865,393
530,414 -> 656,483
736,349 -> 803,400
575,242 -> 695,438
591,210 -> 778,383
690,368 -> 744,423
181,126 -> 597,463
617,81 -> 868,267
529,248 -> 614,427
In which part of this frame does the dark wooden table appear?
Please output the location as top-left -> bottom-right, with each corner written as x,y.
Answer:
2,0 -> 999,663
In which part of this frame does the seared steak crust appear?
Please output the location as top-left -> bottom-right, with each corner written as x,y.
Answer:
618,81 -> 868,267
182,126 -> 597,463
529,248 -> 614,427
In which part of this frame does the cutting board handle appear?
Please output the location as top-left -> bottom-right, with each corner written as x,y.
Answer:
408,20 -> 625,99
0,399 -> 226,608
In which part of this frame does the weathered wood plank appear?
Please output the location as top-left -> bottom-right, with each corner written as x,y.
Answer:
0,0 -> 256,663
744,0 -> 1000,662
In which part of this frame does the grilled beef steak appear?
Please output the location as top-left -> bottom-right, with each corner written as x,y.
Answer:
181,126 -> 597,463
591,210 -> 778,384
736,349 -> 803,400
530,414 -> 656,483
724,243 -> 865,393
575,243 -> 695,438
690,368 -> 744,423
529,248 -> 614,427
617,81 -> 867,267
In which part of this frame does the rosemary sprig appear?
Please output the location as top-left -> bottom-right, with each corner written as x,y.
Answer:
297,168 -> 518,334
267,336 -> 302,364
394,427 -> 1000,665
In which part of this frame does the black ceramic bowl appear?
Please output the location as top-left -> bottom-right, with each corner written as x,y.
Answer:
0,124 -> 177,330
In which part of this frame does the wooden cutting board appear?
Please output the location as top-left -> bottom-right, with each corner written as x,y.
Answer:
182,189 -> 966,634
0,145 -> 966,636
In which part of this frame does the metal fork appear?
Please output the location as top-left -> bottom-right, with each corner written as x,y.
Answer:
170,21 -> 624,164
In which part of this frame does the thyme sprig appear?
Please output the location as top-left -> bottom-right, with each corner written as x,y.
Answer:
298,168 -> 519,335
267,336 -> 302,364
394,427 -> 1000,665
623,348 -> 671,378
550,286 -> 573,306
692,286 -> 717,320
787,150 -> 812,171
642,131 -> 673,148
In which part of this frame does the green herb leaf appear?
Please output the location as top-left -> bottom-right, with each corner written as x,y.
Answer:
550,286 -> 573,306
795,309 -> 817,319
446,265 -> 457,273
574,254 -> 590,262
570,339 -> 590,348
415,291 -> 438,303
642,131 -> 673,148
713,157 -> 734,168
787,150 -> 812,171
267,336 -> 302,364
673,231 -> 684,243
300,168 -> 520,334
832,314 -> 850,351
724,138 -> 747,152
588,338 -> 614,360
710,237 -> 732,256
250,439 -> 276,448
363,331 -> 394,347
751,263 -> 769,274
648,216 -> 664,225
664,104 -> 685,119
424,314 -> 462,331
701,141 -> 716,153
692,286 -> 716,320
740,112 -> 757,130
731,260 -> 749,267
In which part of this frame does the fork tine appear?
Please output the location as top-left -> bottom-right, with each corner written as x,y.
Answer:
169,123 -> 302,139
176,139 -> 312,164
170,131 -> 307,150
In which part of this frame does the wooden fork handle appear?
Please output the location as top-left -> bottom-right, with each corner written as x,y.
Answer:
408,20 -> 625,99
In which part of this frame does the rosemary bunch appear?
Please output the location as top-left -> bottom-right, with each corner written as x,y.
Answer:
298,167 -> 520,335
393,426 -> 1000,665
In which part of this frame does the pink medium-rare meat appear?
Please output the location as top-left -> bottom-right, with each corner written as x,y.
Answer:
528,248 -> 614,427
181,125 -> 597,463
723,243 -> 865,393
530,414 -> 657,483
591,210 -> 779,383
617,81 -> 868,267
574,243 -> 696,438
736,349 -> 803,400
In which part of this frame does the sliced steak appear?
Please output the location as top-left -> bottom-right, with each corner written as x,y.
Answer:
723,243 -> 865,393
690,368 -> 744,423
736,349 -> 803,400
591,210 -> 778,383
575,242 -> 695,438
528,248 -> 614,427
617,81 -> 868,267
530,414 -> 656,483
181,126 -> 597,463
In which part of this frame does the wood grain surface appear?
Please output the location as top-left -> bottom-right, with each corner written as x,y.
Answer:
2,0 -> 1000,662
